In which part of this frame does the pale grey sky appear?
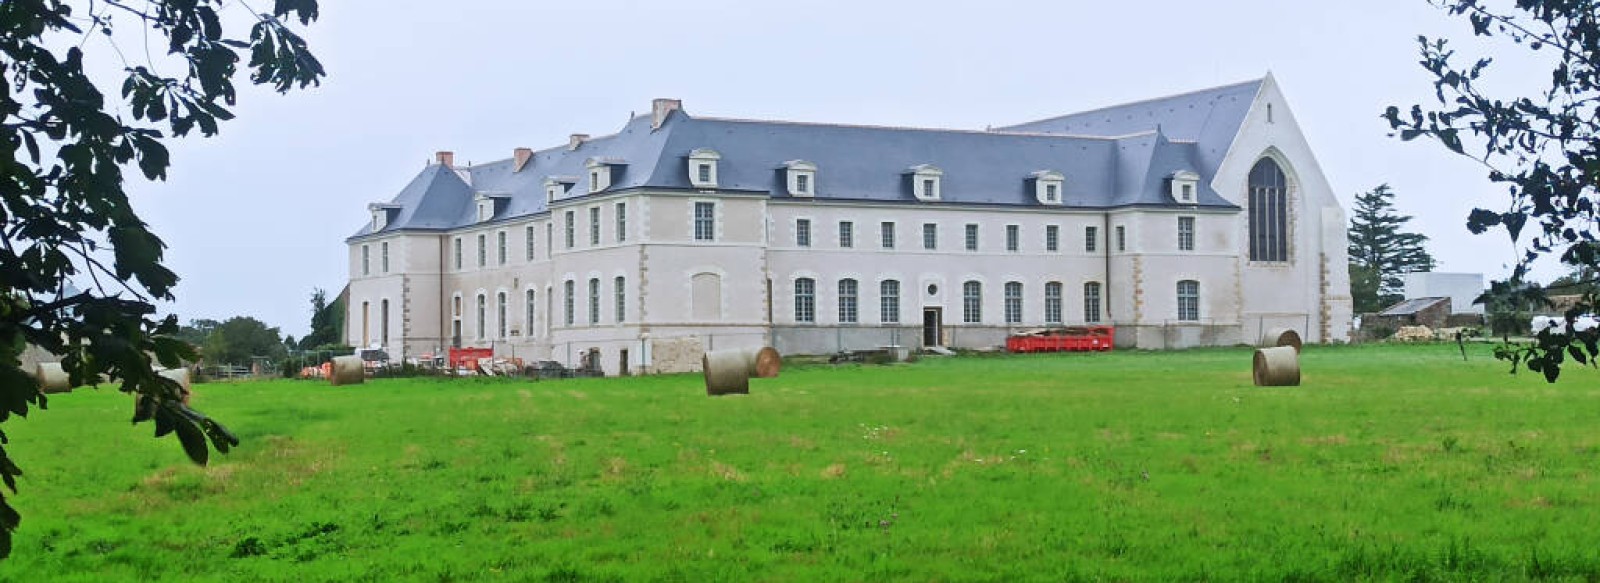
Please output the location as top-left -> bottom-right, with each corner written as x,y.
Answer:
116,1 -> 1550,337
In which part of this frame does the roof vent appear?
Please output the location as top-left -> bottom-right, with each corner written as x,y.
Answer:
568,134 -> 589,150
513,148 -> 533,173
652,98 -> 682,129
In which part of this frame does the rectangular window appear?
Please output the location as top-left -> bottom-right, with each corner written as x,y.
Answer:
962,281 -> 982,323
546,224 -> 553,257
1116,225 -> 1126,252
922,223 -> 937,250
794,278 -> 815,323
923,178 -> 936,198
361,245 -> 370,276
497,293 -> 507,338
525,289 -> 536,337
964,224 -> 979,251
589,207 -> 601,245
1004,282 -> 1023,324
1085,226 -> 1098,253
1084,282 -> 1102,323
453,238 -> 462,270
796,219 -> 812,247
564,280 -> 575,326
614,276 -> 626,323
476,234 -> 486,267
881,221 -> 895,249
616,202 -> 627,243
1006,225 -> 1020,252
1046,183 -> 1058,201
1045,225 -> 1059,252
1177,280 -> 1200,321
1044,282 -> 1063,324
497,231 -> 507,265
380,242 -> 389,273
880,280 -> 900,323
588,278 -> 600,325
476,295 -> 486,340
838,221 -> 854,248
694,202 -> 716,241
838,279 -> 858,323
564,211 -> 575,249
525,225 -> 535,261
796,173 -> 809,194
697,163 -> 712,184
1178,216 -> 1195,251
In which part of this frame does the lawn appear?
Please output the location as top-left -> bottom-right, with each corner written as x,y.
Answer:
3,342 -> 1599,582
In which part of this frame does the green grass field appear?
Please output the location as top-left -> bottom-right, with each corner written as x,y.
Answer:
3,343 -> 1599,582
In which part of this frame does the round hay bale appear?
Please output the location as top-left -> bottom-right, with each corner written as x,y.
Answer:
702,349 -> 750,396
737,346 -> 782,378
329,355 -> 365,386
156,367 -> 192,404
1253,346 -> 1301,387
1261,328 -> 1303,353
35,362 -> 72,394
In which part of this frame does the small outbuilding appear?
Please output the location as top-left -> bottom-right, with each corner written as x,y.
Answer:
1375,297 -> 1452,330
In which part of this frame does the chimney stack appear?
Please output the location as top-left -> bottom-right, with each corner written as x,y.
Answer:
568,134 -> 590,150
513,147 -> 533,172
651,98 -> 682,129
435,151 -> 455,167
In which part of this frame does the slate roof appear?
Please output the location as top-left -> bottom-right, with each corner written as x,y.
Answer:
350,78 -> 1266,240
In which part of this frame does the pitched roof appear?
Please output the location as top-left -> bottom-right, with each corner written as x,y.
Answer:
352,78 -> 1265,239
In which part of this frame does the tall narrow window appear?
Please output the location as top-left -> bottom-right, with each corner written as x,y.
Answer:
1084,282 -> 1102,323
1004,282 -> 1023,324
361,245 -> 370,276
1178,216 -> 1195,251
880,280 -> 900,323
838,279 -> 858,323
525,225 -> 535,261
839,221 -> 854,248
963,281 -> 982,323
497,231 -> 507,265
1177,280 -> 1200,321
796,219 -> 812,247
476,294 -> 486,340
381,242 -> 389,273
1085,226 -> 1098,252
881,221 -> 896,249
1045,183 -> 1059,202
1006,225 -> 1020,252
964,224 -> 979,251
361,301 -> 369,346
1248,159 -> 1290,262
589,206 -> 600,245
796,173 -> 810,194
380,299 -> 389,343
563,281 -> 575,326
1044,282 -> 1063,324
525,289 -> 536,337
588,278 -> 600,325
1046,225 -> 1059,252
496,292 -> 507,338
546,224 -> 553,257
614,276 -> 626,323
923,178 -> 936,198
794,278 -> 816,323
697,163 -> 712,184
616,202 -> 627,243
476,234 -> 486,267
694,202 -> 716,241
453,238 -> 462,269
1116,225 -> 1126,252
564,210 -> 575,249
922,223 -> 937,250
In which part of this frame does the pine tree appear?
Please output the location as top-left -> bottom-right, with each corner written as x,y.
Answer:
1347,184 -> 1436,313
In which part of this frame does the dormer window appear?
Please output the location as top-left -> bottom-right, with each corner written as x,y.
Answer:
544,176 -> 575,203
784,160 -> 817,197
1170,170 -> 1200,204
368,203 -> 401,231
586,158 -> 619,193
908,164 -> 943,202
473,193 -> 509,223
688,148 -> 721,189
1031,170 -> 1065,206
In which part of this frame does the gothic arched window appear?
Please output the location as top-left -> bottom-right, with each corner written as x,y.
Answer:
1248,158 -> 1289,262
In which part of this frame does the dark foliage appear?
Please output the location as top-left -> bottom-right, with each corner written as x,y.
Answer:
1348,184 -> 1437,312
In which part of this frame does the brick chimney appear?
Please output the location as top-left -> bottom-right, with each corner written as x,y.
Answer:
567,134 -> 590,150
435,151 -> 455,167
513,147 -> 533,172
651,98 -> 682,129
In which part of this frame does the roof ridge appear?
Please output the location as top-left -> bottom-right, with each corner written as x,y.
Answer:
996,77 -> 1265,131
690,115 -> 1122,141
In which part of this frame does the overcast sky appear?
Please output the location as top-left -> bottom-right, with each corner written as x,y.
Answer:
108,0 -> 1552,337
